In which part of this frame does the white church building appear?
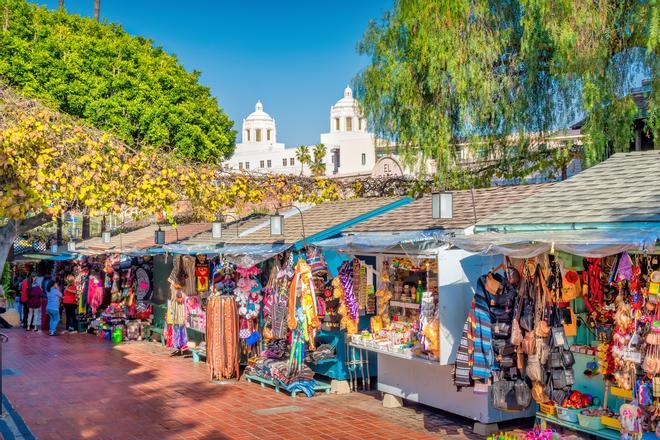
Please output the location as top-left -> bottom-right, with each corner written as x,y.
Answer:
223,86 -> 382,177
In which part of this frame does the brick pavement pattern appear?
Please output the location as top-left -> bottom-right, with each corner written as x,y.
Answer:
2,328 -> 513,440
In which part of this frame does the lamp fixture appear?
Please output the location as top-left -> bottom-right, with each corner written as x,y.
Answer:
431,190 -> 453,219
212,221 -> 223,239
102,230 -> 112,243
154,226 -> 166,245
67,241 -> 76,252
270,210 -> 284,236
51,243 -> 59,254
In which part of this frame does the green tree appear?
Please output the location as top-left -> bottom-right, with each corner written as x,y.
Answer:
310,143 -> 327,176
355,0 -> 656,186
295,145 -> 311,175
0,0 -> 235,163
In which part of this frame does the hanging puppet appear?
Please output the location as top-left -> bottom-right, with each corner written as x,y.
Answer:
288,260 -> 320,349
235,265 -> 262,346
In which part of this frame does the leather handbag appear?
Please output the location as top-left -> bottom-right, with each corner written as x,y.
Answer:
520,300 -> 535,332
551,368 -> 574,389
535,320 -> 551,337
490,306 -> 513,322
551,324 -> 569,349
492,379 -> 524,411
498,355 -> 515,369
485,265 -> 505,295
510,297 -> 524,346
561,349 -> 575,368
493,339 -> 516,356
548,351 -> 564,369
515,378 -> 532,408
526,354 -> 543,382
531,380 -> 549,403
522,331 -> 536,354
492,321 -> 511,338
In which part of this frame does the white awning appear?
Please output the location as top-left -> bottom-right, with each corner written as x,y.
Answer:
448,228 -> 660,258
313,230 -> 450,255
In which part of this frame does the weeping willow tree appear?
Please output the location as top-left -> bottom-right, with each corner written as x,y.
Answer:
355,0 -> 657,187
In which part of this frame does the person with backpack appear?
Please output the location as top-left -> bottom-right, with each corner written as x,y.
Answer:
45,280 -> 63,336
26,278 -> 43,332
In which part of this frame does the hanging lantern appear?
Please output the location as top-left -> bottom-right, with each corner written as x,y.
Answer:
431,191 -> 453,219
270,210 -> 284,236
67,241 -> 76,252
212,222 -> 223,239
50,244 -> 59,254
154,227 -> 165,245
102,231 -> 112,243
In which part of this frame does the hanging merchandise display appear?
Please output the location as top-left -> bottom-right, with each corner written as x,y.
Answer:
207,294 -> 239,381
452,251 -> 660,438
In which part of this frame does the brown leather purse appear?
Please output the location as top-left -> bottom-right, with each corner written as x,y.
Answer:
486,263 -> 505,295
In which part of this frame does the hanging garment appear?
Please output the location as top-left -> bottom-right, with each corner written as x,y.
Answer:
181,255 -> 197,296
207,296 -> 239,380
87,275 -> 104,314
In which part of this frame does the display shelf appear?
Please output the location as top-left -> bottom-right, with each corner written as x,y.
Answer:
244,374 -> 331,398
348,342 -> 439,366
536,412 -> 619,440
389,300 -> 420,310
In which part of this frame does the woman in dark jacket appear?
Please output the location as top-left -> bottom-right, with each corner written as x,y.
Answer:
26,279 -> 43,332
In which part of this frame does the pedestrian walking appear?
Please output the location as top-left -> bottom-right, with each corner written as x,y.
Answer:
62,275 -> 78,333
26,278 -> 43,332
46,280 -> 63,336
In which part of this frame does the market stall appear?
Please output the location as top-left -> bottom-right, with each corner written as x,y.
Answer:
446,150 -> 660,438
165,197 -> 411,394
315,229 -> 538,425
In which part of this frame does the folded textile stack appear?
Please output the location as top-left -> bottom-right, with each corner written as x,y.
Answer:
263,339 -> 289,359
306,344 -> 336,362
245,358 -> 288,381
271,362 -> 314,385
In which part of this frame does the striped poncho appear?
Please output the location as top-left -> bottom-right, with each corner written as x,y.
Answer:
454,276 -> 494,388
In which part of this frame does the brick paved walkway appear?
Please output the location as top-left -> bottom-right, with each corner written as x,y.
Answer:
1,328 -> 531,440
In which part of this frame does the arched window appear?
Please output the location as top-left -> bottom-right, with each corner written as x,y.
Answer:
246,130 -> 250,142
335,118 -> 340,131
256,129 -> 262,142
345,117 -> 352,131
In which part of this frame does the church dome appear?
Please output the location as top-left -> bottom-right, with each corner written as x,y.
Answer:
245,100 -> 274,123
242,100 -> 277,144
329,86 -> 365,133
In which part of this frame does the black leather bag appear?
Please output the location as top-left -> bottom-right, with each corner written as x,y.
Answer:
562,349 -> 575,368
493,339 -> 516,356
499,355 -> 515,369
548,350 -> 564,369
551,368 -> 575,389
490,307 -> 513,322
519,300 -> 535,332
492,380 -> 524,412
515,378 -> 532,408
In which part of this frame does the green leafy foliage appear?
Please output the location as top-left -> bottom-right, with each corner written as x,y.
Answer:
355,0 -> 656,186
0,0 -> 235,163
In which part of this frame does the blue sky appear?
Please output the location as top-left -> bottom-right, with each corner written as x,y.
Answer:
29,0 -> 391,147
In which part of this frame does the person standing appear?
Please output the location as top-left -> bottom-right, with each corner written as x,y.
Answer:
62,276 -> 78,333
26,278 -> 43,332
46,280 -> 62,336
20,275 -> 30,328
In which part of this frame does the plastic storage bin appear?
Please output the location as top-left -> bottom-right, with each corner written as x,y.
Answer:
556,406 -> 580,423
577,408 -> 604,430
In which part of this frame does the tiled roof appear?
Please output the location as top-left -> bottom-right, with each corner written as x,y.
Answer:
227,197 -> 407,245
77,223 -> 211,254
180,215 -> 270,245
477,151 -> 660,228
347,184 -> 551,232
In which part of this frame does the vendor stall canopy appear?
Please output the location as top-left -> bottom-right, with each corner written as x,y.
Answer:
314,230 -> 450,255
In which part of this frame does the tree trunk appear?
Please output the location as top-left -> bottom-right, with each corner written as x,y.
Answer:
93,0 -> 100,21
3,1 -> 8,32
56,215 -> 63,245
0,214 -> 51,273
58,0 -> 64,11
82,215 -> 90,239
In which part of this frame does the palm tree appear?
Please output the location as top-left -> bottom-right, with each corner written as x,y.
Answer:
311,143 -> 327,176
93,0 -> 100,21
59,0 -> 64,10
294,145 -> 311,176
